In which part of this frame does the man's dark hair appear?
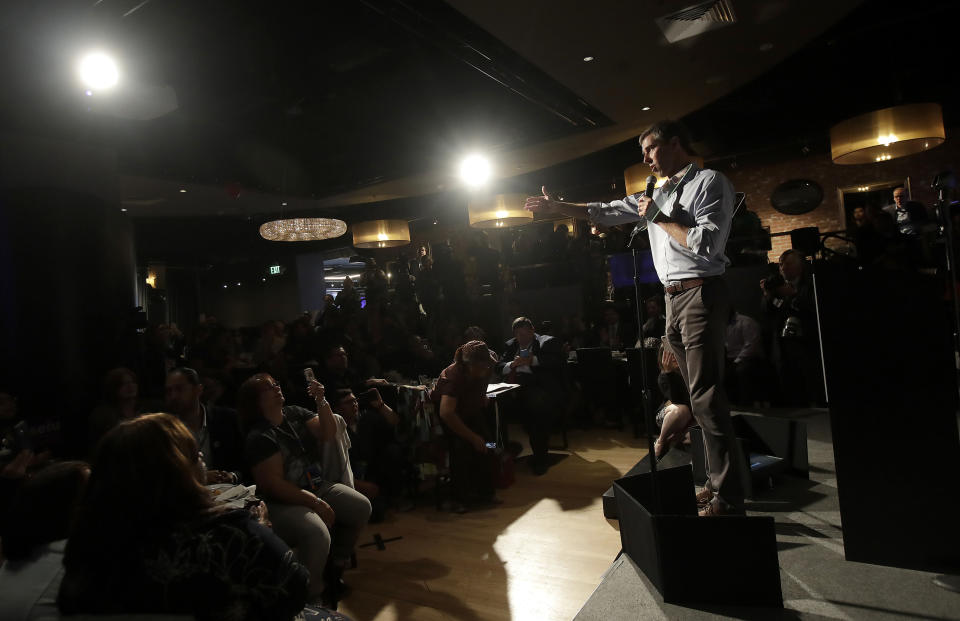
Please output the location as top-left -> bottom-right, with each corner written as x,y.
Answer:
332,388 -> 355,406
167,366 -> 201,386
639,120 -> 697,156
779,248 -> 805,263
463,325 -> 487,343
511,316 -> 534,331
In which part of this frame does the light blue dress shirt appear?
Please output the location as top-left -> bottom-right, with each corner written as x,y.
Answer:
587,164 -> 735,284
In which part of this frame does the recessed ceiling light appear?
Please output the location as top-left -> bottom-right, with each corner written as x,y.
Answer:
120,208 -> 127,212
281,202 -> 287,206
179,189 -> 187,193
583,56 -> 595,62
642,106 -> 651,111
235,282 -> 241,286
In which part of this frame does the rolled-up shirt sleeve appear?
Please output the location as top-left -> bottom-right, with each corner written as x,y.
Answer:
685,173 -> 733,256
587,194 -> 645,227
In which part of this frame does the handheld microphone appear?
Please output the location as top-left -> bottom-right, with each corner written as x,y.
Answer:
631,175 -> 660,238
644,175 -> 656,198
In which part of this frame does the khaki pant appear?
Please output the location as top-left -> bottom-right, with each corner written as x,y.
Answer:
267,483 -> 371,597
665,277 -> 745,507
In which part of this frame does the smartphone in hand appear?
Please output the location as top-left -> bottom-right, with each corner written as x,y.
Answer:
303,368 -> 315,384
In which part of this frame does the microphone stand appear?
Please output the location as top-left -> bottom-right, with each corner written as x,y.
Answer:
628,225 -> 662,515
932,173 -> 960,594
934,179 -> 960,402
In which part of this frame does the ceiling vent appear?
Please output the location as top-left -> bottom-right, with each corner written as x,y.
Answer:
655,0 -> 737,43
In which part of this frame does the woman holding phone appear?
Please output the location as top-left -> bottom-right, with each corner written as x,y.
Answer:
238,373 -> 371,606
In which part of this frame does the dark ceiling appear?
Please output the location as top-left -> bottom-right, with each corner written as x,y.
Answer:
0,0 -> 609,198
0,0 -> 866,219
683,0 -> 960,165
5,0 -> 957,257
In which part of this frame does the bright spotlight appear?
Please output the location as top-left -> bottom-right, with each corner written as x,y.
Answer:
78,52 -> 119,91
459,154 -> 491,187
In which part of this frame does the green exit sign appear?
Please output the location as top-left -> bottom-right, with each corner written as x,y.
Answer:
269,265 -> 281,275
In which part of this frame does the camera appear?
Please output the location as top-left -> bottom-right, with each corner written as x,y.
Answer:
763,272 -> 785,293
357,388 -> 378,408
781,316 -> 803,339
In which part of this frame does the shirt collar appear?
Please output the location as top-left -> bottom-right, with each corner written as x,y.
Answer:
659,162 -> 697,194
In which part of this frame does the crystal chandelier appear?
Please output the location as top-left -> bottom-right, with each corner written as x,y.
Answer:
259,218 -> 347,242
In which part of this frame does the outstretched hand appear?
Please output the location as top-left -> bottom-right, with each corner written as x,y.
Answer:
524,186 -> 556,213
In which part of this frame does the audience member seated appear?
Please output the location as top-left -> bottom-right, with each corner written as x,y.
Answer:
0,460 -> 89,621
654,344 -> 693,459
317,343 -> 389,397
724,309 -> 768,406
404,335 -> 443,380
0,389 -> 55,532
596,303 -> 637,350
239,374 -> 371,605
855,205 -> 915,268
883,186 -> 928,236
761,249 -> 823,406
327,388 -> 412,521
642,296 -> 667,343
165,367 -> 245,484
432,341 -> 499,512
497,317 -> 564,475
462,325 -> 489,347
87,367 -> 143,453
59,413 -> 309,620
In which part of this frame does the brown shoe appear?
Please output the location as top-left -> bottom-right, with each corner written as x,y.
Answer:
695,488 -> 714,507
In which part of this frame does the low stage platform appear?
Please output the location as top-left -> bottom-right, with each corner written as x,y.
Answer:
576,409 -> 960,621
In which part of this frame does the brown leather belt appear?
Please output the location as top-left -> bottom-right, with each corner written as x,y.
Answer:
665,278 -> 704,296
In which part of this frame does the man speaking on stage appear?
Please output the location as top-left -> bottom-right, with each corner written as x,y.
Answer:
524,120 -> 744,516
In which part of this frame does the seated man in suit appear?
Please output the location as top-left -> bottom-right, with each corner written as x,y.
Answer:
164,367 -> 245,484
497,317 -> 564,475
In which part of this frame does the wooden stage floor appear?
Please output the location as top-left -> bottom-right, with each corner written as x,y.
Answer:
337,427 -> 648,621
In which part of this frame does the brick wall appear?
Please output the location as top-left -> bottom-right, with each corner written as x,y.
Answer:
712,132 -> 960,261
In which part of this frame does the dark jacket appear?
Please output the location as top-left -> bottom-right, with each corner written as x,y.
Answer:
496,334 -> 563,388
